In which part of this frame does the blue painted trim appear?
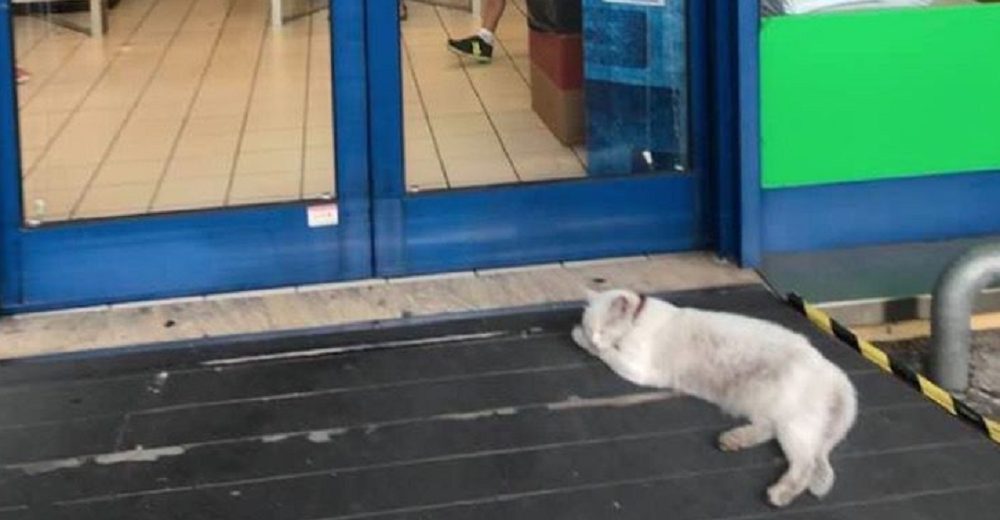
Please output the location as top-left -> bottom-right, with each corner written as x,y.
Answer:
709,0 -> 740,261
368,0 -> 712,276
328,0 -> 374,280
384,175 -> 701,277
762,170 -> 1000,253
688,0 -> 713,249
736,0 -> 762,267
365,0 -> 406,275
331,1 -> 373,205
0,1 -> 373,313
0,1 -> 25,306
13,203 -> 369,312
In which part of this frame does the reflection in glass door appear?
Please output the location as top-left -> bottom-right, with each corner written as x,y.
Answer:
273,0 -> 325,26
371,0 -> 706,275
12,0 -> 109,38
400,0 -> 688,192
12,0 -> 336,225
1,0 -> 368,312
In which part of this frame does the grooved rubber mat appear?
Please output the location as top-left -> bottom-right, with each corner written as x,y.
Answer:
0,285 -> 997,518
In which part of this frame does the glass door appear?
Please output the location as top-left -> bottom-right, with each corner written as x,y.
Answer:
369,0 -> 712,275
0,0 -> 371,312
272,0 -> 324,27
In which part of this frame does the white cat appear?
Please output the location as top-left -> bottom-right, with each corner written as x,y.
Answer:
572,289 -> 857,507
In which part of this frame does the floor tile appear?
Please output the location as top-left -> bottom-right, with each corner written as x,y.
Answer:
75,184 -> 158,219
153,176 -> 230,211
92,160 -> 166,187
13,1 -> 596,221
229,171 -> 300,203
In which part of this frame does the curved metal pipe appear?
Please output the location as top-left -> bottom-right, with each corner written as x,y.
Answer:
930,242 -> 1000,393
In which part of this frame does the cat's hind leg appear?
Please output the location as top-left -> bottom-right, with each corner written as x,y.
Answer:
808,383 -> 855,498
768,422 -> 819,507
808,454 -> 835,497
718,422 -> 773,452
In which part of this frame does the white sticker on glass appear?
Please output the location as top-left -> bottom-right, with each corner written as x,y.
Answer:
307,204 -> 339,228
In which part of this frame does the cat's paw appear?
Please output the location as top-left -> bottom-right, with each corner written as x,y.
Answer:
717,430 -> 744,452
766,484 -> 797,508
717,425 -> 766,452
808,461 -> 835,498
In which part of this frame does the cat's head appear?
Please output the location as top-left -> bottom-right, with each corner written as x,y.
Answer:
581,289 -> 643,349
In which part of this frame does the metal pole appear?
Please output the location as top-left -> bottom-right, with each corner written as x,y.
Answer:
930,242 -> 1000,393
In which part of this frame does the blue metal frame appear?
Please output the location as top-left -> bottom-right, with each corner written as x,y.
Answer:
0,1 -> 372,312
762,170 -> 1000,253
702,0 -> 763,267
367,0 -> 719,277
375,177 -> 701,275
0,0 -> 22,309
708,0 -> 739,261
689,0 -> 713,254
0,0 -> 763,311
735,0 -> 762,267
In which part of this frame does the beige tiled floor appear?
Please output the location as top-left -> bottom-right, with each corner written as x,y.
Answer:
14,0 -> 336,223
0,252 -> 759,359
13,0 -> 584,223
401,0 -> 586,191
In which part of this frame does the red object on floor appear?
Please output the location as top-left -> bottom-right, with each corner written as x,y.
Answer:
528,29 -> 583,91
531,64 -> 584,146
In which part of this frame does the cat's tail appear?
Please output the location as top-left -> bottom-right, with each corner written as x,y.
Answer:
828,374 -> 858,449
809,374 -> 858,497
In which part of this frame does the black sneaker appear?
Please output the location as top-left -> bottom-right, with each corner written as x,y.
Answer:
447,35 -> 493,63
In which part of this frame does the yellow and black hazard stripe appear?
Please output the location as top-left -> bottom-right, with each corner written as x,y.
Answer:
787,293 -> 1000,446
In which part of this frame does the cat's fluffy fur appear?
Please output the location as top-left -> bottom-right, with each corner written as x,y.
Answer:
572,289 -> 857,507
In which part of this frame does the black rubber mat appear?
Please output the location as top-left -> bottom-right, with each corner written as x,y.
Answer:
0,285 -> 997,519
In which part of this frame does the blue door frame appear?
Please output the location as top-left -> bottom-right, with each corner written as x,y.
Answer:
703,0 -> 761,267
366,0 -> 746,277
0,0 -> 761,313
0,1 -> 373,313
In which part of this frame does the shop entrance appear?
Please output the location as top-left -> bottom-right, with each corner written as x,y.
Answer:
0,0 -> 371,312
0,0 -> 726,312
371,0 -> 715,275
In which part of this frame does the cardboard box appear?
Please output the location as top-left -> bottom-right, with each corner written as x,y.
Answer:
531,63 -> 585,146
529,30 -> 583,90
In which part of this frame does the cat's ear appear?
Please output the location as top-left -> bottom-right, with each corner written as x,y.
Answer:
609,295 -> 632,319
585,289 -> 600,303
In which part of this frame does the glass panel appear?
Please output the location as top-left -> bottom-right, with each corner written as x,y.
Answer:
277,0 -> 324,26
12,0 -> 109,38
400,0 -> 688,193
13,0 -> 336,225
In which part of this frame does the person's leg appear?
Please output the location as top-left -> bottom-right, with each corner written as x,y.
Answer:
480,0 -> 506,33
447,0 -> 507,63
